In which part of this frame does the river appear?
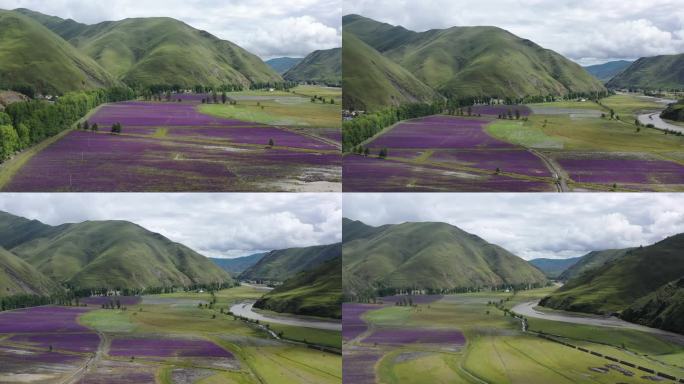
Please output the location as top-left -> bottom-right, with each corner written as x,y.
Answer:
229,301 -> 342,331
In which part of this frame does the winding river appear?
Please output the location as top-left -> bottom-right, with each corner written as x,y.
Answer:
230,301 -> 342,331
632,94 -> 684,134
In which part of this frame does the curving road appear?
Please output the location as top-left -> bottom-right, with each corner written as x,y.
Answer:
230,301 -> 341,331
512,301 -> 684,345
638,112 -> 684,134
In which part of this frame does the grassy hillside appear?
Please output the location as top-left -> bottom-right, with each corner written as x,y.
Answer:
621,278 -> 684,334
541,234 -> 684,315
557,248 -> 632,281
239,243 -> 341,282
265,57 -> 303,74
343,14 -> 605,100
0,247 -> 62,297
284,48 -> 341,85
210,253 -> 266,274
342,217 -> 389,242
18,9 -> 282,88
343,220 -> 548,298
529,257 -> 581,279
606,54 -> 684,90
0,211 -> 232,290
254,256 -> 341,318
583,60 -> 632,82
661,99 -> 684,122
0,10 -> 118,94
342,31 -> 439,111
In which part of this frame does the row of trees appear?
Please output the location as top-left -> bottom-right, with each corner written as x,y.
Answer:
0,87 -> 135,161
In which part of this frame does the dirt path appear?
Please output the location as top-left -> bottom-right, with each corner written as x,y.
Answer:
512,301 -> 684,345
58,331 -> 105,384
230,301 -> 341,331
528,149 -> 568,192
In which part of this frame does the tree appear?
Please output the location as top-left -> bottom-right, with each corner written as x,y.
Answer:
91,123 -> 98,132
378,148 -> 388,159
364,147 -> 370,156
0,125 -> 20,160
221,92 -> 227,104
83,121 -> 89,131
515,110 -> 520,120
268,138 -> 275,147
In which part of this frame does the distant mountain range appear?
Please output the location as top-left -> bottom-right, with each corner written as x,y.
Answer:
0,211 -> 232,292
239,242 -> 341,282
342,218 -> 548,299
541,234 -> 684,334
529,257 -> 582,279
210,253 -> 266,275
583,60 -> 633,83
0,8 -> 283,94
606,53 -> 684,90
265,57 -> 303,74
342,14 -> 605,111
283,48 -> 341,85
254,256 -> 341,318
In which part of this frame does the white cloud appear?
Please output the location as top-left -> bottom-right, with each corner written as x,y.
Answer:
0,193 -> 342,258
343,0 -> 684,65
0,0 -> 341,59
343,193 -> 684,260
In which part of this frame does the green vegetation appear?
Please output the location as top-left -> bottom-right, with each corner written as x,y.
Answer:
583,60 -> 633,83
528,257 -> 582,279
607,53 -> 684,90
541,234 -> 684,320
0,210 -> 233,290
79,308 -> 137,332
661,99 -> 684,122
0,10 -> 118,95
622,278 -> 684,334
239,243 -> 340,282
284,48 -> 341,86
265,322 -> 341,348
0,247 -> 62,296
254,256 -> 342,319
557,249 -> 632,281
342,31 -> 439,111
18,9 -> 282,88
199,87 -> 341,128
343,219 -> 548,300
343,14 -> 605,106
600,93 -> 664,117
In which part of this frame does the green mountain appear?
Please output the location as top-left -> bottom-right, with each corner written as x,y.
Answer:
540,234 -> 684,316
16,9 -> 281,88
0,247 -> 62,297
239,243 -> 341,282
0,211 -> 232,290
343,14 -> 605,102
343,219 -> 548,299
529,257 -> 582,279
342,31 -> 439,111
254,256 -> 341,319
606,54 -> 684,90
0,9 -> 118,94
583,60 -> 633,82
210,253 -> 266,274
284,48 -> 341,85
661,99 -> 684,122
342,217 -> 388,242
557,248 -> 632,281
265,57 -> 303,74
621,278 -> 684,334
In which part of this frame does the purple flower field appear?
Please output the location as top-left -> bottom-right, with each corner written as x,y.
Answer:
429,149 -> 551,177
89,101 -> 250,127
0,345 -> 84,365
109,337 -> 234,358
343,350 -> 382,384
379,295 -> 443,305
343,155 -> 554,192
7,332 -> 100,353
557,155 -> 684,186
81,296 -> 142,306
369,117 -> 514,149
471,105 -> 531,117
5,131 -> 340,192
342,304 -> 381,341
363,328 -> 466,346
166,127 -> 336,150
0,306 -> 91,333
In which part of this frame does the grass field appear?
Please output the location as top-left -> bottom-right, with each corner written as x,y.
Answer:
344,288 -> 684,383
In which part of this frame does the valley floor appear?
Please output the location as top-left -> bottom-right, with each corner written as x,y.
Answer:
343,93 -> 684,192
0,285 -> 342,384
343,287 -> 684,384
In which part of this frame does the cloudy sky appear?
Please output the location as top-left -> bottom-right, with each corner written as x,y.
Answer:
344,0 -> 684,65
0,193 -> 341,259
0,0 -> 341,59
344,193 -> 684,260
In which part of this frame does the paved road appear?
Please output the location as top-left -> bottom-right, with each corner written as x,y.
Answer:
512,301 -> 684,345
230,301 -> 341,331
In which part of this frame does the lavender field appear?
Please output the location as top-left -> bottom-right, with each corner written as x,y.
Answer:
4,98 -> 341,192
